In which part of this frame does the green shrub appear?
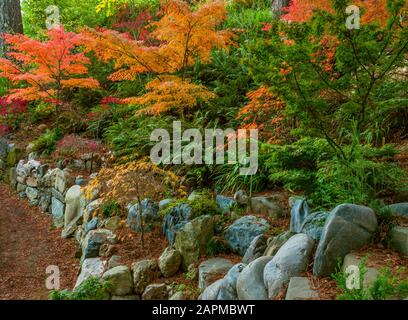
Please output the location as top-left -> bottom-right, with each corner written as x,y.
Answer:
332,260 -> 408,300
49,277 -> 111,300
101,200 -> 121,218
32,128 -> 63,155
160,190 -> 220,219
104,114 -> 175,160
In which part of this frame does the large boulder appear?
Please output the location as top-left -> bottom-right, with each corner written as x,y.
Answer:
158,247 -> 182,277
264,233 -> 314,299
75,258 -> 107,289
81,229 -> 114,261
127,199 -> 159,232
198,258 -> 234,291
250,196 -> 284,219
237,256 -> 272,300
54,168 -> 67,194
388,226 -> 408,256
242,234 -> 267,264
131,260 -> 160,294
61,215 -> 83,239
313,204 -> 378,277
175,215 -> 214,270
225,215 -> 270,256
299,211 -> 329,241
387,203 -> 408,218
102,266 -> 133,296
289,198 -> 310,233
285,277 -> 318,300
162,203 -> 193,245
217,263 -> 246,300
64,185 -> 82,228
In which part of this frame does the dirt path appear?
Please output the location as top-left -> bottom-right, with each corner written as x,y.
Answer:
0,183 -> 79,300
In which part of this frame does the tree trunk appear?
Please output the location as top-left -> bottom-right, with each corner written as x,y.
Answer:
0,0 -> 23,54
271,0 -> 290,18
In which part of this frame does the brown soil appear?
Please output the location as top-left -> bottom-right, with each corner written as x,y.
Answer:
0,183 -> 79,300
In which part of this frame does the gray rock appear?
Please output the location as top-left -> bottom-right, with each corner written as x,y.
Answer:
237,256 -> 272,300
83,198 -> 103,224
264,233 -> 314,299
142,284 -> 168,300
39,192 -> 51,213
127,199 -> 159,232
159,199 -> 173,210
388,226 -> 408,256
51,197 -> 65,228
108,255 -> 122,270
61,214 -> 83,239
85,217 -> 99,234
175,215 -> 214,270
159,247 -> 182,278
16,183 -> 26,193
299,211 -> 329,241
264,231 -> 294,256
387,203 -> 408,218
102,266 -> 133,296
188,190 -> 201,201
289,198 -> 310,233
285,277 -> 318,300
132,260 -> 160,294
242,234 -> 267,264
217,263 -> 246,300
64,185 -> 81,228
105,216 -> 121,230
26,187 -> 39,205
216,195 -> 236,213
225,215 -> 270,256
75,176 -> 88,186
0,138 -> 8,160
250,196 -> 284,219
198,258 -> 234,291
82,229 -> 114,261
313,204 -> 378,277
200,279 -> 223,300
234,190 -> 249,205
75,258 -> 107,289
162,203 -> 193,245
169,292 -> 185,300
54,168 -> 67,194
51,187 -> 65,203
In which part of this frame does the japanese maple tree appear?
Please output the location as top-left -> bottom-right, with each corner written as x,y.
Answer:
0,27 -> 100,105
83,0 -> 235,115
282,0 -> 407,26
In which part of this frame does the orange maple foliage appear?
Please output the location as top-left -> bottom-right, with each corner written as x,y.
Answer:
82,0 -> 234,115
282,0 -> 407,26
237,86 -> 288,144
0,27 -> 100,103
125,75 -> 216,115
